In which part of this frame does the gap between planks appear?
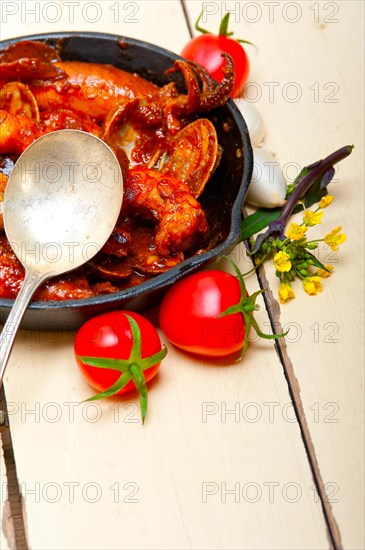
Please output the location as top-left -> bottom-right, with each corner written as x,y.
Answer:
0,269 -> 343,550
256,264 -> 342,550
0,6 -> 342,548
180,0 -> 193,38
177,0 -> 347,540
0,387 -> 28,550
0,8 -> 194,549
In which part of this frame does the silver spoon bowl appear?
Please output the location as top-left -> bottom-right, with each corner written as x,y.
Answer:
0,130 -> 123,386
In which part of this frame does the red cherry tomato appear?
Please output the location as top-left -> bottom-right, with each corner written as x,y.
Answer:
74,311 -> 162,394
159,270 -> 247,357
74,311 -> 167,423
160,256 -> 284,360
182,34 -> 249,98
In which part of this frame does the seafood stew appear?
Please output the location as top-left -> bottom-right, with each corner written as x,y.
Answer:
0,33 -> 252,329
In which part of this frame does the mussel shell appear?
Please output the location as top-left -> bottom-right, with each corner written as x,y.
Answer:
0,32 -> 253,330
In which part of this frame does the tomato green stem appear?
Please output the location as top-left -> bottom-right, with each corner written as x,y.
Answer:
195,10 -> 210,34
219,13 -> 234,37
218,256 -> 287,361
78,314 -> 167,424
195,9 -> 256,50
129,363 -> 148,425
83,372 -> 132,401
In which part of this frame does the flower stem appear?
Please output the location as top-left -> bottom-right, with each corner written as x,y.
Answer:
275,145 -> 353,234
306,239 -> 324,244
241,255 -> 267,276
251,145 -> 354,255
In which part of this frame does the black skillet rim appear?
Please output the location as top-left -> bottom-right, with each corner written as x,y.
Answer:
0,31 -> 253,314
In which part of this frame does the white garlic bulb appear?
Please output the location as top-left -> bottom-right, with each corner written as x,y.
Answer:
245,148 -> 287,208
234,99 -> 265,146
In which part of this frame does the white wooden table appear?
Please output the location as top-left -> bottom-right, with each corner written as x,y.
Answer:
0,1 -> 364,549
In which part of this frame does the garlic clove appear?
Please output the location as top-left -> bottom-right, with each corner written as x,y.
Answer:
245,148 -> 287,209
234,99 -> 265,146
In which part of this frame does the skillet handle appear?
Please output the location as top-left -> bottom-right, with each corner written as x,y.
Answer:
0,269 -> 46,388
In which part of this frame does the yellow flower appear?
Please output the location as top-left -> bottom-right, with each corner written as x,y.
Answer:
303,210 -> 324,226
285,222 -> 307,241
278,283 -> 295,304
317,264 -> 334,278
273,251 -> 292,273
303,276 -> 323,295
319,195 -> 334,208
324,227 -> 347,251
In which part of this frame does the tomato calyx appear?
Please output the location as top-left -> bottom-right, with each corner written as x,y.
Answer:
77,314 -> 167,424
195,11 -> 256,50
219,257 -> 287,361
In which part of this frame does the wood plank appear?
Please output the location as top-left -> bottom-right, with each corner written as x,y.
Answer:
0,0 -> 191,48
0,432 -> 16,550
2,1 -> 332,549
184,1 -> 364,547
0,424 -> 28,550
4,291 -> 330,549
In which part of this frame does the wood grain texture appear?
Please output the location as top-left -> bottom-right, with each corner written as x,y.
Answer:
3,260 -> 329,549
0,0 -> 191,48
184,1 -> 364,547
1,0 -> 363,548
0,433 -> 16,550
0,425 -> 28,550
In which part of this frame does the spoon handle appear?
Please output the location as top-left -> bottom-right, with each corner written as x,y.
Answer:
0,269 -> 46,387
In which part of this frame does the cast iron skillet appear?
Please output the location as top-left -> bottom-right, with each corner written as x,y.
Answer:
0,32 -> 253,330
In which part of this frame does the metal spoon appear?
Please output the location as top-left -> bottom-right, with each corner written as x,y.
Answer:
0,130 -> 123,386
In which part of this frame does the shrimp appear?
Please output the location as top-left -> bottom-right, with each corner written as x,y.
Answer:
123,168 -> 208,256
